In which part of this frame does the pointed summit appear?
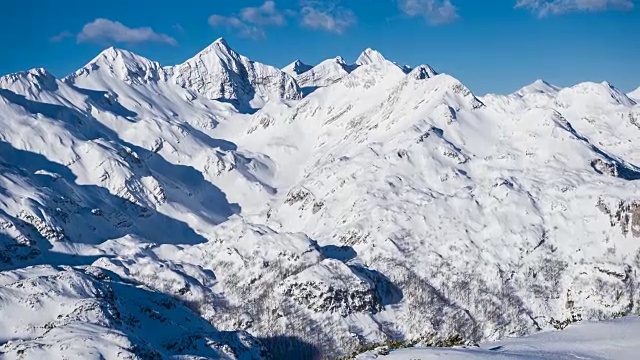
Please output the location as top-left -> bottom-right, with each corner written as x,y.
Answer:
66,46 -> 166,85
409,65 -> 438,80
169,38 -> 302,107
214,37 -> 229,47
516,79 -> 560,96
355,48 -> 387,66
283,60 -> 313,77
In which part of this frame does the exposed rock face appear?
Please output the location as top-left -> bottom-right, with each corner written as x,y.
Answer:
282,260 -> 383,316
597,198 -> 640,237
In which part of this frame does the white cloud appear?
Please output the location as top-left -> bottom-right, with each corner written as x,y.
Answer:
240,0 -> 286,26
208,15 -> 266,40
209,1 -> 356,37
515,0 -> 634,17
76,19 -> 177,45
49,31 -> 74,43
397,0 -> 459,25
300,2 -> 357,34
208,1 -> 287,39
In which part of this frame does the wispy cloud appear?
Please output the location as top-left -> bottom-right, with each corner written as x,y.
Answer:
208,15 -> 267,39
299,1 -> 357,34
172,23 -> 185,33
208,1 -> 287,39
241,1 -> 286,25
397,0 -> 459,25
515,0 -> 634,17
208,1 -> 356,38
71,19 -> 177,45
49,31 -> 74,43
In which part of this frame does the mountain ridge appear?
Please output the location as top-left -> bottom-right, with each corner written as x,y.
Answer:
1,38 -> 640,360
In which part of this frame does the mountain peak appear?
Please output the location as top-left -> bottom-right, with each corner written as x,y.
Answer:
409,64 -> 438,80
171,38 -> 302,105
516,79 -> 560,96
0,67 -> 58,93
283,59 -> 313,77
67,46 -> 165,85
214,37 -> 229,47
334,56 -> 347,65
200,37 -> 236,55
355,48 -> 387,66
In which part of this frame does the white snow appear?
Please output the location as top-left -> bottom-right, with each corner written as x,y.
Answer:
628,86 -> 640,101
355,317 -> 640,360
282,59 -> 313,77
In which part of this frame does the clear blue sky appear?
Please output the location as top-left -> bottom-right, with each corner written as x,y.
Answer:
1,0 -> 638,94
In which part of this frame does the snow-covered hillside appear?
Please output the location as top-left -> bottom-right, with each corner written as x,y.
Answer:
1,39 -> 639,359
629,86 -> 640,101
354,317 -> 640,359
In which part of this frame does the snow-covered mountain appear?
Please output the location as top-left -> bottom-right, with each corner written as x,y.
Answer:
295,56 -> 355,91
282,60 -> 313,77
168,38 -> 302,108
1,39 -> 640,359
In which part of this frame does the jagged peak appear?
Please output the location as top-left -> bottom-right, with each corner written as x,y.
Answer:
355,48 -> 387,66
67,46 -> 165,84
283,59 -> 313,76
399,64 -> 413,74
188,37 -> 240,62
214,37 -> 229,47
334,56 -> 347,65
0,67 -> 58,92
409,64 -> 437,80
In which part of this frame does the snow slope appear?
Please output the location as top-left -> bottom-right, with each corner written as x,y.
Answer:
355,317 -> 640,360
0,265 -> 266,360
628,86 -> 640,101
1,39 -> 640,359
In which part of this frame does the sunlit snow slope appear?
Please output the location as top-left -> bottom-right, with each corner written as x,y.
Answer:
355,317 -> 640,359
1,39 -> 639,359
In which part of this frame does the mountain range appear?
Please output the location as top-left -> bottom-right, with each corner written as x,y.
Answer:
1,38 -> 639,359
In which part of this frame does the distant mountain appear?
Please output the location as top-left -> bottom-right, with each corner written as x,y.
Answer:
1,38 -> 640,359
282,59 -> 313,77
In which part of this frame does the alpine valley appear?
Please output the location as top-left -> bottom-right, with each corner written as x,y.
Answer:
1,38 -> 640,359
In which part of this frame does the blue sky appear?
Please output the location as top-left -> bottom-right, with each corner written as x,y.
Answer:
1,0 -> 638,94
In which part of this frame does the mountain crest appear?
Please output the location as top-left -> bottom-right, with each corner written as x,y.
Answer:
169,38 -> 302,107
283,59 -> 313,77
409,64 -> 438,80
356,48 -> 387,66
0,67 -> 59,94
67,46 -> 166,85
516,79 -> 560,96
